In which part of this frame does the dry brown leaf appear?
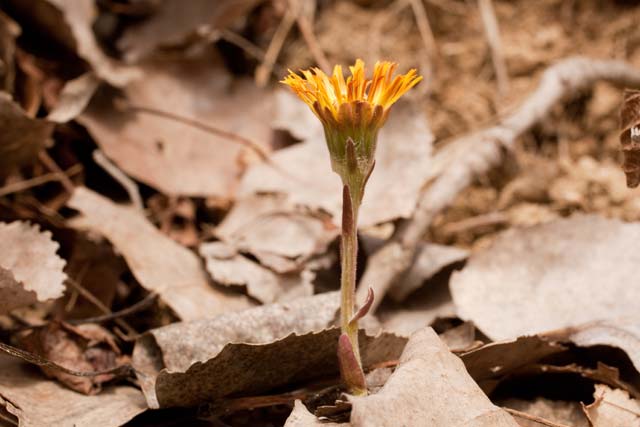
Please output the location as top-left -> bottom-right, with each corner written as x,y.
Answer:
0,11 -> 19,93
215,193 -> 338,270
18,322 -> 128,395
439,321 -> 479,352
451,215 -> 640,340
46,72 -> 100,123
500,398 -> 589,427
67,187 -> 252,320
199,241 -> 314,303
548,318 -> 640,374
240,94 -> 433,227
345,328 -> 519,427
0,221 -> 66,314
620,89 -> 640,188
377,274 -> 456,337
0,355 -> 146,427
60,234 -> 125,319
0,92 -> 53,173
388,243 -> 467,302
585,384 -> 640,426
132,292 -> 406,408
8,0 -> 138,87
79,57 -> 274,198
118,0 -> 264,61
460,336 -> 566,394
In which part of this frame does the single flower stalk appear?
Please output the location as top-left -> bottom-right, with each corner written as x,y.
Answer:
282,59 -> 421,395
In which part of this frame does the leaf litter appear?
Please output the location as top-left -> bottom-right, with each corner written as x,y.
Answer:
451,215 -> 640,340
2,1 -> 640,426
0,221 -> 66,314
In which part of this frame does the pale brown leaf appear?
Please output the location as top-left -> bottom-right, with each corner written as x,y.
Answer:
199,241 -> 314,304
0,355 -> 146,427
585,385 -> 640,427
79,57 -> 274,198
67,187 -> 252,320
0,221 -> 66,314
118,0 -> 264,61
500,398 -> 589,427
451,215 -> 640,340
346,328 -> 519,427
132,292 -> 406,408
46,72 -> 100,123
215,193 -> 338,271
8,0 -> 139,87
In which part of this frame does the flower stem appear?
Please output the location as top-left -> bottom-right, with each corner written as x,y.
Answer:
338,184 -> 366,395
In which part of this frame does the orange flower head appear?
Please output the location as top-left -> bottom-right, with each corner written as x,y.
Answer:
282,60 -> 422,200
281,59 -> 422,130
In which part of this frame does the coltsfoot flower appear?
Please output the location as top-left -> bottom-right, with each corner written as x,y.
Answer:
282,60 -> 421,396
282,60 -> 422,198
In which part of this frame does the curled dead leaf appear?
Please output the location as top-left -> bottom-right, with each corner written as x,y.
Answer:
132,292 -> 406,408
199,241 -> 314,304
18,322 -> 128,395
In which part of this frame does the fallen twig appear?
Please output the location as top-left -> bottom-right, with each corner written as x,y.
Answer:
65,278 -> 138,338
478,0 -> 509,96
255,6 -> 297,87
293,0 -> 331,73
0,164 -> 82,197
408,0 -> 438,63
0,341 -> 135,379
358,57 -> 640,312
93,149 -> 144,212
37,151 -> 75,194
503,407 -> 573,427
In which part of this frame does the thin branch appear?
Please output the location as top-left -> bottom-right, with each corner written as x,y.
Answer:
65,278 -> 137,337
503,407 -> 573,427
255,7 -> 297,87
0,341 -> 135,378
358,57 -> 640,312
441,211 -> 507,235
67,293 -> 157,326
220,29 -> 266,62
37,151 -> 75,193
292,0 -> 331,73
478,0 -> 509,96
93,149 -> 144,212
0,164 -> 82,197
118,100 -> 270,161
408,0 -> 438,62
